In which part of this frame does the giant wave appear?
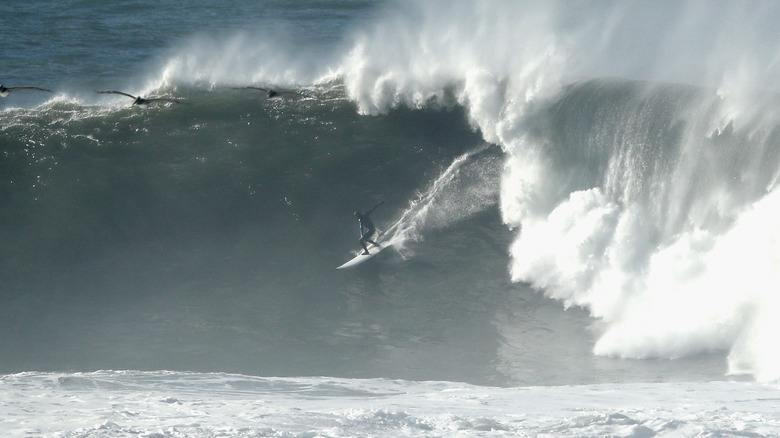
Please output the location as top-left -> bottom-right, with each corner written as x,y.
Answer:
3,0 -> 780,384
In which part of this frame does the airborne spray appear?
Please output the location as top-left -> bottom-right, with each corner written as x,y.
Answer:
384,143 -> 501,251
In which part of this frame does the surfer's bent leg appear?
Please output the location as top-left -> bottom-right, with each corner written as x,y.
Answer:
365,230 -> 379,248
359,234 -> 371,255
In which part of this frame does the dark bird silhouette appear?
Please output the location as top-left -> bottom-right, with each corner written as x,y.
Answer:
233,86 -> 302,99
0,84 -> 51,97
99,90 -> 182,106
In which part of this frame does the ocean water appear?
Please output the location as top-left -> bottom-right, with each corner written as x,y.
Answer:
3,0 -> 780,436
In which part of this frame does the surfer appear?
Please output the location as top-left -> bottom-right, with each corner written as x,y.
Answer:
0,84 -> 51,97
354,201 -> 384,255
98,90 -> 182,106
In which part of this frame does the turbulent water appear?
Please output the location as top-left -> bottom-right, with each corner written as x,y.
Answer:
3,0 -> 780,436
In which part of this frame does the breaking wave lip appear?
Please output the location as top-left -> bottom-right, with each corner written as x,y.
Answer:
500,79 -> 780,382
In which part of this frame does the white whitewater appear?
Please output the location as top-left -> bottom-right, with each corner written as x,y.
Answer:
2,371 -> 779,437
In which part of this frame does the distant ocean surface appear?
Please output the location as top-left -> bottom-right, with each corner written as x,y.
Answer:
3,1 -> 780,436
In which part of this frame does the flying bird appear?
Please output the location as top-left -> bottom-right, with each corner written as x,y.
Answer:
0,84 -> 51,97
233,86 -> 302,99
98,90 -> 182,106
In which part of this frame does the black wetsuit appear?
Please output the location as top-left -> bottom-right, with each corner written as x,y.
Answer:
355,202 -> 383,254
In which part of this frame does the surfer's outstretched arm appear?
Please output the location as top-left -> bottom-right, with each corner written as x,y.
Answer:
366,201 -> 384,215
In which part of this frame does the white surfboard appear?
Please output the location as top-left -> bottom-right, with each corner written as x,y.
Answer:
337,244 -> 390,269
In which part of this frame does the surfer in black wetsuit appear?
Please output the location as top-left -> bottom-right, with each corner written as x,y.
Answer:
354,201 -> 383,255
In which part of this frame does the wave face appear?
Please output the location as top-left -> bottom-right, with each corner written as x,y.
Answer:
3,0 -> 780,384
0,88 -> 508,381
